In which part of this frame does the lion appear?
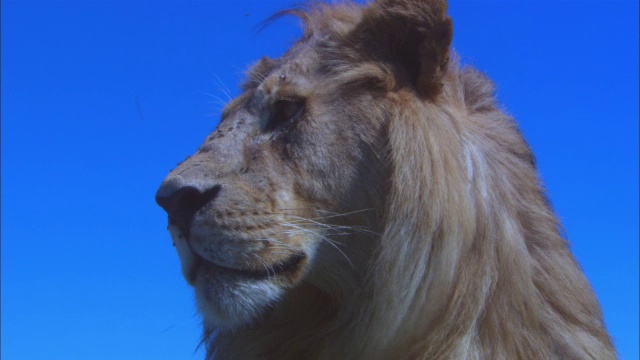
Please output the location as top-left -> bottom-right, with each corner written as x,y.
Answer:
155,0 -> 616,359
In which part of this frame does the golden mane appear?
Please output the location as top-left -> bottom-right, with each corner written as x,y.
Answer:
156,1 -> 616,359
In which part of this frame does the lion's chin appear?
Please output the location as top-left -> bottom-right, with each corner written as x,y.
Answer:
193,267 -> 286,329
192,257 -> 308,329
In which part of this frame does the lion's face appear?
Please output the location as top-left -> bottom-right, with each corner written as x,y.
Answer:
156,41 -> 387,329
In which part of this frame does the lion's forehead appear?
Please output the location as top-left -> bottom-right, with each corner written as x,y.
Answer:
259,52 -> 319,95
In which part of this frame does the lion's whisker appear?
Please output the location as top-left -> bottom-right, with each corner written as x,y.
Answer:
251,253 -> 275,278
282,222 -> 354,268
285,215 -> 381,237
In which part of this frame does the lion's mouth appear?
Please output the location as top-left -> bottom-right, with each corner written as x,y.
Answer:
168,218 -> 306,285
168,222 -> 306,284
202,253 -> 306,281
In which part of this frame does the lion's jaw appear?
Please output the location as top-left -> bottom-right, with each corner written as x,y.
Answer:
167,222 -> 304,329
160,171 -> 378,331
160,172 -> 333,329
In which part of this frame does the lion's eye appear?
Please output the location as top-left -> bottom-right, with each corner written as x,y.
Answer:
265,99 -> 304,132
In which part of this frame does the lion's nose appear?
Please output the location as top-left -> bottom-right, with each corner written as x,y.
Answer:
155,177 -> 221,233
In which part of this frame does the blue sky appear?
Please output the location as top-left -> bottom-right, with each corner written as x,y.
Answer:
2,1 -> 637,359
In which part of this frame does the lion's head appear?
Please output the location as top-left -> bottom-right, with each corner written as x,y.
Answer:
156,0 -> 615,358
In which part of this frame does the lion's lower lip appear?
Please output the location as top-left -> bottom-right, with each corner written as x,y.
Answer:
201,254 -> 306,281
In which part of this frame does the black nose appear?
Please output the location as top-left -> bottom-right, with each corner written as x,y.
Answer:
155,177 -> 221,235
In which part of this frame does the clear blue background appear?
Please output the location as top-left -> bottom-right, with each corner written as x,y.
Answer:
2,1 -> 637,359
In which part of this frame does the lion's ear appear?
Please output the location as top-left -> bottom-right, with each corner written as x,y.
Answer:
350,0 -> 453,98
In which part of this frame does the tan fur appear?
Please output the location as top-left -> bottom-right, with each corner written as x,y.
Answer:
156,1 -> 616,359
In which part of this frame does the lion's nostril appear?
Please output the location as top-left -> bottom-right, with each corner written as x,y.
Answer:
156,179 -> 221,236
